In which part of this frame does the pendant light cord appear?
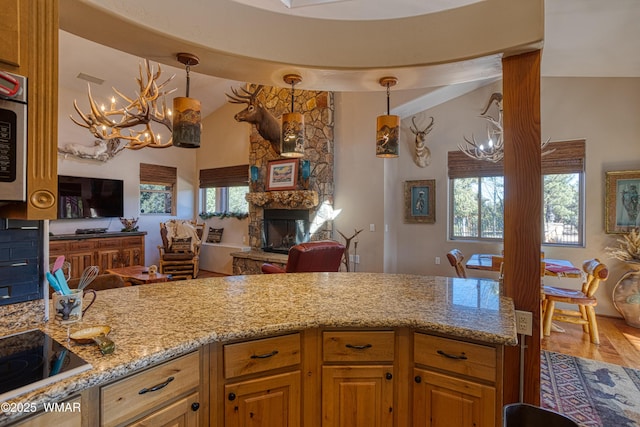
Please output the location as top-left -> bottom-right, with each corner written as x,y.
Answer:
386,83 -> 391,115
290,80 -> 295,113
185,64 -> 191,98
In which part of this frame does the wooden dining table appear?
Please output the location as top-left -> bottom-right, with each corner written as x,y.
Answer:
466,254 -> 583,278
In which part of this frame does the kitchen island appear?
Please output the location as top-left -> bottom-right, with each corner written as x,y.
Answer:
0,273 -> 516,426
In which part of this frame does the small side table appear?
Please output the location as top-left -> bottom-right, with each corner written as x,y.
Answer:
106,265 -> 170,285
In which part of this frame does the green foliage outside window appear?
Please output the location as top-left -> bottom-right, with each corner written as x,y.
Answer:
140,183 -> 173,214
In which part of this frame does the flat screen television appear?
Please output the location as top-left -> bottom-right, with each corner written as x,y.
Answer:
57,175 -> 124,219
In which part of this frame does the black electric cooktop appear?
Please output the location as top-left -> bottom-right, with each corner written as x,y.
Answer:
0,329 -> 91,401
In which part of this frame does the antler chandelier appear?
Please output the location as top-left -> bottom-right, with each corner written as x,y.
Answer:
459,92 -> 552,163
70,59 -> 177,153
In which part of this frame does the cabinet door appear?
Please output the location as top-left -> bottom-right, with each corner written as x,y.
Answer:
322,365 -> 394,427
12,396 -> 81,427
97,249 -> 121,270
121,246 -> 143,267
129,392 -> 200,427
225,371 -> 300,427
413,368 -> 495,427
66,250 -> 95,278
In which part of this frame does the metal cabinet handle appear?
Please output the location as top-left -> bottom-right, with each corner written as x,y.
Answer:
414,375 -> 422,383
385,372 -> 393,380
228,392 -> 236,401
138,376 -> 174,394
250,350 -> 279,359
345,343 -> 372,350
191,402 -> 200,411
436,350 -> 468,360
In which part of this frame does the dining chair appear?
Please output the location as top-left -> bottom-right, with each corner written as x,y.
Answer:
542,259 -> 608,344
446,249 -> 467,278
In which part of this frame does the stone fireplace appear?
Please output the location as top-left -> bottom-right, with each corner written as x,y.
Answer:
232,85 -> 335,275
262,209 -> 310,253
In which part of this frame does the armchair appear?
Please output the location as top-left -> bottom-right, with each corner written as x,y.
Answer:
158,220 -> 205,280
261,240 -> 346,274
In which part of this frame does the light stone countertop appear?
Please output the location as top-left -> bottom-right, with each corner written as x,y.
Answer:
0,272 -> 516,425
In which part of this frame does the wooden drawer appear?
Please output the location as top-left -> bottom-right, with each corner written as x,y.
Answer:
121,236 -> 143,246
414,333 -> 496,382
101,351 -> 200,427
224,333 -> 300,379
98,238 -> 123,250
69,240 -> 96,251
323,331 -> 395,362
49,241 -> 68,254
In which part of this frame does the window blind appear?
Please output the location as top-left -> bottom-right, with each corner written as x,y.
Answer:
199,164 -> 250,188
447,139 -> 585,178
140,163 -> 177,184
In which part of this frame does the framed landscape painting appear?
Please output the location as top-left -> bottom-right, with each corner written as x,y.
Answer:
266,159 -> 298,191
404,180 -> 435,224
605,170 -> 640,233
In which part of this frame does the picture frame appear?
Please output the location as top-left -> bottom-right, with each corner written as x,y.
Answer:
404,179 -> 435,224
606,170 -> 640,233
266,159 -> 299,191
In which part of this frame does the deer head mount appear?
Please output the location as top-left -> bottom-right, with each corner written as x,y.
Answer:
226,84 -> 282,155
409,116 -> 434,168
70,60 -> 176,155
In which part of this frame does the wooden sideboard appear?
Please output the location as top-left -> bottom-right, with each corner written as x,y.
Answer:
49,232 -> 146,278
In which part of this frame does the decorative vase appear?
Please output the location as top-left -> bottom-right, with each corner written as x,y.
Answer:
612,262 -> 640,328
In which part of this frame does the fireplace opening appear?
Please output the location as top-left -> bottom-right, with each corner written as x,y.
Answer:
262,209 -> 310,254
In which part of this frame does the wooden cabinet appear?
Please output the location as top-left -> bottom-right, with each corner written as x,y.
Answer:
412,333 -> 500,427
0,0 -> 58,220
11,396 -> 81,427
101,350 -> 202,427
218,333 -> 302,427
49,234 -> 145,278
321,330 -> 395,427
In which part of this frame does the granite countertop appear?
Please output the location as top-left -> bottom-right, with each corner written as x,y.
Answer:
0,273 -> 516,425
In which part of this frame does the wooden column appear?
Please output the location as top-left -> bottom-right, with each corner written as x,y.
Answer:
502,50 -> 542,405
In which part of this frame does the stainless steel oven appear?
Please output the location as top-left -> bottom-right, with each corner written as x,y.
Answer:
0,70 -> 27,201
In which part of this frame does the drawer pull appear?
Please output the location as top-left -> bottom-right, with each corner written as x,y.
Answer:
345,343 -> 372,350
138,376 -> 175,394
250,350 -> 279,359
436,350 -> 468,360
191,402 -> 200,411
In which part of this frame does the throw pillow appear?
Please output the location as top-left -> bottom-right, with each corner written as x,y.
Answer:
207,227 -> 224,244
171,237 -> 192,253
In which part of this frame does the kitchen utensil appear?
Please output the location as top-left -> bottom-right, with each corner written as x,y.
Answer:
52,255 -> 65,273
70,325 -> 115,355
78,266 -> 100,290
46,271 -> 63,294
54,268 -> 72,295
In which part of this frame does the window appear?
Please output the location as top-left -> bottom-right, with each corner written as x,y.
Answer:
448,140 -> 585,246
139,163 -> 177,215
199,165 -> 250,216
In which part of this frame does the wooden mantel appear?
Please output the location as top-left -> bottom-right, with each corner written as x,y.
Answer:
246,190 -> 319,209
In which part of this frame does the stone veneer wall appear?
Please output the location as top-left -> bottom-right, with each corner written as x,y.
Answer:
245,86 -> 335,250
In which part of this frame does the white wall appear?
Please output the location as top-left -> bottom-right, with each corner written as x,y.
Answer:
333,77 -> 640,317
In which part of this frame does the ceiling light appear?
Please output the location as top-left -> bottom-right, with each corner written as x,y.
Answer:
172,53 -> 202,148
376,77 -> 400,158
281,73 -> 305,158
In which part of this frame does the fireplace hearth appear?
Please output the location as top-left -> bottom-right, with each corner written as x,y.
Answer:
262,209 -> 310,254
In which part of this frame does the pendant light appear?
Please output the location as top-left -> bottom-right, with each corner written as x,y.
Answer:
281,73 -> 305,158
376,77 -> 400,158
172,53 -> 201,148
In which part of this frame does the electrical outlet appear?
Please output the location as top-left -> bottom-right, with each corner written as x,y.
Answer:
515,310 -> 533,336
355,255 -> 360,264
349,254 -> 354,262
435,257 -> 441,265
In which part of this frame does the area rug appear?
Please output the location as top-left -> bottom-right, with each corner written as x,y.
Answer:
541,350 -> 640,426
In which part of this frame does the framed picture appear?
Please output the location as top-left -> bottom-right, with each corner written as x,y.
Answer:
266,159 -> 299,191
606,170 -> 640,233
404,179 -> 435,224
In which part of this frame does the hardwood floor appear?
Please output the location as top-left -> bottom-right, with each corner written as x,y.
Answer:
541,315 -> 640,367
196,270 -> 228,278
